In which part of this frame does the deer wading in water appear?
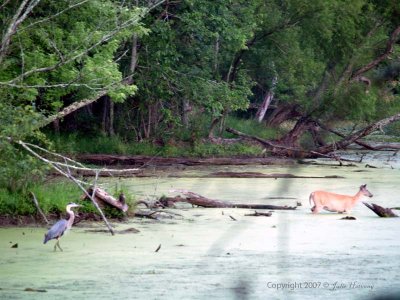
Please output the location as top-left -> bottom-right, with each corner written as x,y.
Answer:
309,184 -> 373,214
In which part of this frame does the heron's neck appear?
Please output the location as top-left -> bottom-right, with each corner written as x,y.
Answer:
66,208 -> 75,229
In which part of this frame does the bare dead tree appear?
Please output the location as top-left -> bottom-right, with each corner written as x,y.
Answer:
15,140 -> 141,235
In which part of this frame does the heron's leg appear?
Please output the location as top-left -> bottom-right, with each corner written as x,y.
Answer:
56,240 -> 63,252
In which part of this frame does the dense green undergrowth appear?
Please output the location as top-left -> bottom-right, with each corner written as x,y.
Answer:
49,117 -> 280,157
0,180 -> 136,218
51,134 -> 266,157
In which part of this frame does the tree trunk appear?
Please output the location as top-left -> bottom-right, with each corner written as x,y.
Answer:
108,100 -> 115,136
126,31 -> 138,85
214,33 -> 219,76
52,119 -> 60,135
147,105 -> 152,138
255,71 -> 277,123
182,99 -> 191,128
101,96 -> 108,134
267,104 -> 300,126
310,126 -> 326,147
208,116 -> 220,139
278,117 -> 316,147
255,90 -> 274,123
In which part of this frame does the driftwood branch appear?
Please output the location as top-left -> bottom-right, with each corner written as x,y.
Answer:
226,127 -> 356,163
316,122 -> 375,150
316,113 -> 400,154
363,202 -> 398,218
17,140 -> 117,235
228,111 -> 400,158
82,187 -> 128,212
38,90 -> 107,129
166,189 -> 297,210
317,121 -> 400,151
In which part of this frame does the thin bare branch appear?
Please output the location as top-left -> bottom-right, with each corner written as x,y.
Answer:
2,82 -> 105,89
17,140 -> 119,235
30,192 -> 49,225
19,0 -> 90,32
351,25 -> 400,80
0,0 -> 30,64
1,12 -> 142,85
0,0 -> 41,64
0,0 -> 12,10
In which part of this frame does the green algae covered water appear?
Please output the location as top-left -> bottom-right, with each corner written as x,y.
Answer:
1,159 -> 400,299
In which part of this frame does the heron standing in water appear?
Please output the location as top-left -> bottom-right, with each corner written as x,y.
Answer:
44,202 -> 80,251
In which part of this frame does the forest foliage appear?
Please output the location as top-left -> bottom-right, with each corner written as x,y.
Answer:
0,0 -> 400,193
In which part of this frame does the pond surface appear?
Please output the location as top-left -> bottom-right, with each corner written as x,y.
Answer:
1,154 -> 400,299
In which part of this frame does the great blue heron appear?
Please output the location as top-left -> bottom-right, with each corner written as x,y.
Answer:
43,202 -> 80,251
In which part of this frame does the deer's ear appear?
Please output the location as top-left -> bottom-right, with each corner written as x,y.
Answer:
361,184 -> 367,188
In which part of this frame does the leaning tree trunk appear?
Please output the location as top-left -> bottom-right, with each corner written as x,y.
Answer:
255,75 -> 277,123
315,112 -> 400,154
255,90 -> 274,123
278,117 -> 316,148
208,115 -> 221,139
267,103 -> 301,127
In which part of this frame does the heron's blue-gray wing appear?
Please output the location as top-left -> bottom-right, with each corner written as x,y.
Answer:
43,219 -> 68,244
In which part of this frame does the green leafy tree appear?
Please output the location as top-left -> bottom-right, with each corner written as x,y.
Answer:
0,0 -> 152,191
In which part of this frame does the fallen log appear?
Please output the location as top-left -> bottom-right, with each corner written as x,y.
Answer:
165,189 -> 297,210
226,127 -> 357,163
363,202 -> 398,217
82,187 -> 128,212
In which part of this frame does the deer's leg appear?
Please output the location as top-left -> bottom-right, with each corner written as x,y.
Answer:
311,205 -> 321,214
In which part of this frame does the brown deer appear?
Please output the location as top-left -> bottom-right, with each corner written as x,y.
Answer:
309,184 -> 373,214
